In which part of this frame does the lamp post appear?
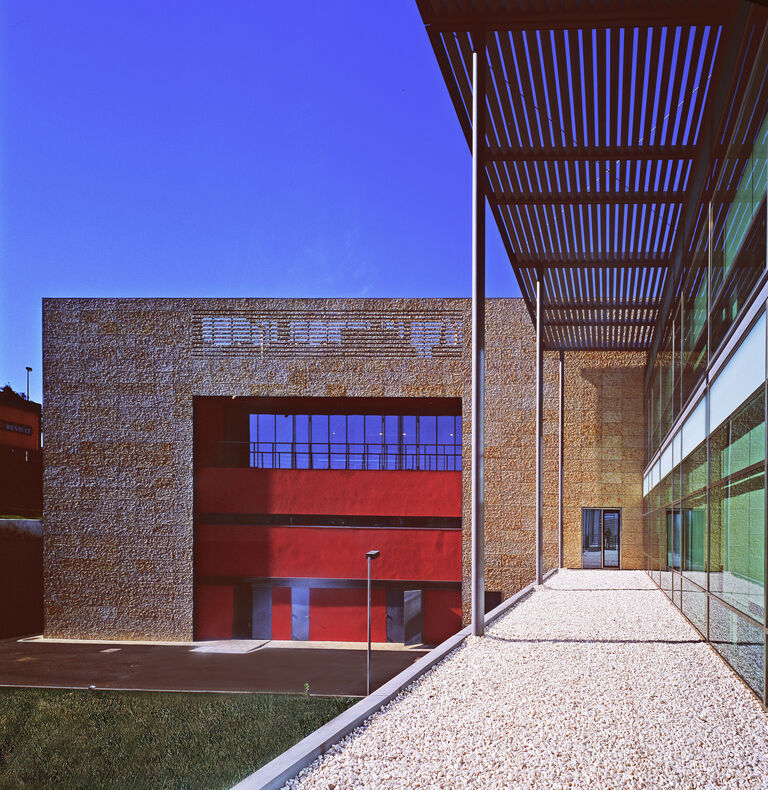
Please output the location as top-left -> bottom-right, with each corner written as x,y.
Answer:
366,549 -> 380,696
25,367 -> 32,401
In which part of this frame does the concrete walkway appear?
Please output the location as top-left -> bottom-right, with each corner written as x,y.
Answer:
285,571 -> 768,789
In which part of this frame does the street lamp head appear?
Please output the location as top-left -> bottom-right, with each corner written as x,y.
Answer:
366,550 -> 380,560
26,367 -> 32,373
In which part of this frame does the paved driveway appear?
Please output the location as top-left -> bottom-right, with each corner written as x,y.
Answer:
0,639 -> 426,696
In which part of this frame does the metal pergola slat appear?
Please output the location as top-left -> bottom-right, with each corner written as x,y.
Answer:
418,0 -> 765,353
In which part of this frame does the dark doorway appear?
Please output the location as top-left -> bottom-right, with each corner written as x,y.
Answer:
251,586 -> 272,639
233,584 -> 252,639
385,588 -> 423,645
582,508 -> 621,569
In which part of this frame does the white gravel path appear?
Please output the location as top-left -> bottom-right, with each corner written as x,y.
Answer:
284,570 -> 768,789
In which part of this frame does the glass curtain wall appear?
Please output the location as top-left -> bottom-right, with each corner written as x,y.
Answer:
643,45 -> 768,701
644,314 -> 767,699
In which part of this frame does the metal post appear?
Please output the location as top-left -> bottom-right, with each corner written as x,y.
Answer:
763,298 -> 767,706
764,167 -> 768,708
25,367 -> 31,401
558,349 -> 564,568
471,45 -> 486,636
535,278 -> 544,585
366,549 -> 379,695
367,557 -> 372,695
706,201 -> 712,644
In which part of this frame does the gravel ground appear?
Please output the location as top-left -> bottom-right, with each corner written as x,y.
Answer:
284,570 -> 768,789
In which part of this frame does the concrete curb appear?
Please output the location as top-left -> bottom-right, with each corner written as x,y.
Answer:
232,568 -> 559,790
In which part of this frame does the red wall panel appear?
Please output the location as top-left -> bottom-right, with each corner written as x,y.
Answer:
195,585 -> 234,640
193,398 -> 223,444
194,399 -> 224,467
196,524 -> 461,582
272,587 -> 292,640
422,588 -> 462,645
309,588 -> 387,642
195,468 -> 461,518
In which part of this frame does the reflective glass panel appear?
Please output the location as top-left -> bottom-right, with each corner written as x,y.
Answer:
667,508 -> 681,571
681,232 -> 708,406
682,490 -> 707,590
681,438 -> 707,498
661,471 -> 673,510
582,509 -> 602,569
709,598 -> 765,697
603,510 -> 620,568
681,576 -> 707,636
710,468 -> 765,623
709,389 -> 765,622
710,201 -> 766,357
311,414 -> 329,469
709,314 -> 766,435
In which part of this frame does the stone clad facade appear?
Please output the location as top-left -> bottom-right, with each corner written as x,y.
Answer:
43,297 -> 645,640
561,352 -> 646,570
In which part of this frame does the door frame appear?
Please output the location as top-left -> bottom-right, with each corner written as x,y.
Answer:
581,507 -> 622,569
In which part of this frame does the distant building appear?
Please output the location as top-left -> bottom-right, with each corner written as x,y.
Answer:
0,386 -> 43,637
0,386 -> 42,518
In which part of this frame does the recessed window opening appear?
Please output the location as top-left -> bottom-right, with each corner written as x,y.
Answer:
248,413 -> 462,472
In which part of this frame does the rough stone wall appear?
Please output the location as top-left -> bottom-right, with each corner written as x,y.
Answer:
561,351 -> 647,569
43,297 -> 644,640
475,301 -> 561,604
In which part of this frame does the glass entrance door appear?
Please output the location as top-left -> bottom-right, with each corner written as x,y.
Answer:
582,508 -> 621,569
602,510 -> 620,568
582,509 -> 603,568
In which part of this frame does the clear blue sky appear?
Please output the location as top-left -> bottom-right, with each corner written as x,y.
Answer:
1,1 -> 520,404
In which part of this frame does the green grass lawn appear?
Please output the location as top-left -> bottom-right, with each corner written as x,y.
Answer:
0,688 -> 355,789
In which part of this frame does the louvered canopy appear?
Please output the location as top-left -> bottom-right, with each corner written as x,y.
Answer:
416,0 -> 763,350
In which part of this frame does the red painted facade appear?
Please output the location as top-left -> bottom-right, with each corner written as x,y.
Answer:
195,584 -> 234,640
196,468 -> 461,518
193,397 -> 462,645
196,524 -> 460,581
195,582 -> 462,643
422,589 -> 462,644
309,588 -> 388,642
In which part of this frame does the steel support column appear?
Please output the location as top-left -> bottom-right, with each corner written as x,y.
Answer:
558,349 -> 564,569
535,278 -> 544,585
763,296 -> 768,706
471,45 -> 486,637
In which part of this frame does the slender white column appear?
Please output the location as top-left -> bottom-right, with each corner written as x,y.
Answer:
471,46 -> 486,636
535,279 -> 543,585
558,349 -> 564,568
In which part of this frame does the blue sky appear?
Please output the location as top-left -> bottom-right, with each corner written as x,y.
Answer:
0,1 -> 519,404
